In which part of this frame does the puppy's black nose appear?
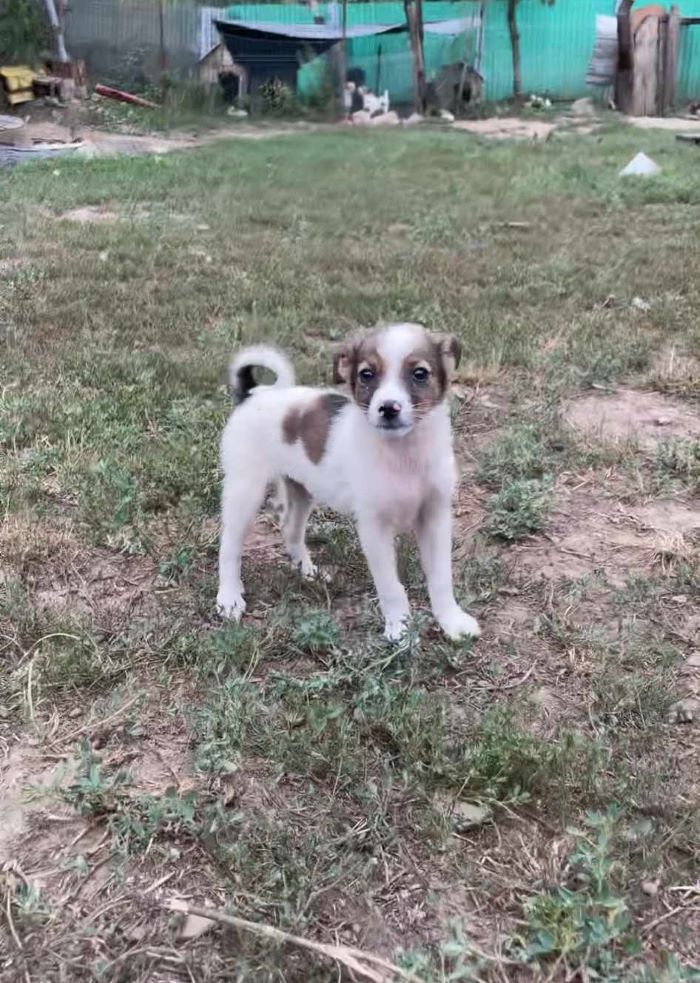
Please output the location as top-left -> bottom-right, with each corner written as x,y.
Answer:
379,400 -> 401,420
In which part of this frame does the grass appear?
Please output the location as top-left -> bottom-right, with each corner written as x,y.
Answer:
1,119 -> 700,982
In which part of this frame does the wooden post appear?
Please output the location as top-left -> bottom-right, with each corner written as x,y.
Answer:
663,6 -> 680,115
658,14 -> 667,115
339,0 -> 348,115
615,0 -> 634,114
158,0 -> 167,99
631,14 -> 659,115
507,0 -> 521,101
404,0 -> 426,113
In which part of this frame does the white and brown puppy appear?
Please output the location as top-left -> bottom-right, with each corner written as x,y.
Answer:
217,323 -> 480,641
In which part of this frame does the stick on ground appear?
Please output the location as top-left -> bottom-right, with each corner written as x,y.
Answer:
165,900 -> 423,983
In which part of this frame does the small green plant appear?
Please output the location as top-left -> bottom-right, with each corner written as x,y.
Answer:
656,437 -> 700,491
158,544 -> 193,582
115,789 -> 199,849
194,677 -> 263,774
293,610 -> 339,653
62,746 -> 132,817
513,808 -> 632,975
460,554 -> 505,602
478,421 -> 557,487
487,477 -> 552,540
258,77 -> 298,116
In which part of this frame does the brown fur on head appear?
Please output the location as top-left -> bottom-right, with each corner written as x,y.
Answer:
332,327 -> 461,411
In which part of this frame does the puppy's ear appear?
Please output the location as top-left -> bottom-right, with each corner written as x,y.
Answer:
432,334 -> 462,379
332,343 -> 351,384
332,337 -> 361,385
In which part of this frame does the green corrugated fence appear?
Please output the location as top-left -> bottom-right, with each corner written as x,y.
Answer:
222,0 -> 700,105
222,2 -> 476,102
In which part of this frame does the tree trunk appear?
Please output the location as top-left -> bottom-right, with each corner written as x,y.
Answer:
507,0 -> 521,101
43,0 -> 69,62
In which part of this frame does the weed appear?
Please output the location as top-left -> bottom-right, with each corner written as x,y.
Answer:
487,477 -> 553,540
61,745 -> 132,817
656,437 -> 700,492
513,809 -> 633,975
158,544 -> 194,582
194,677 -> 264,775
477,420 -> 561,488
292,609 -> 339,654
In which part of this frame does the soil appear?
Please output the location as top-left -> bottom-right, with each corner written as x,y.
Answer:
565,388 -> 700,450
2,385 -> 699,977
452,117 -> 557,141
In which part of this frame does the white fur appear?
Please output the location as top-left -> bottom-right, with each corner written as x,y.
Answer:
217,323 -> 481,641
229,344 -> 294,392
364,322 -> 423,433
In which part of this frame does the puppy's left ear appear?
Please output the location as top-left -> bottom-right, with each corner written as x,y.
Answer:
432,334 -> 462,379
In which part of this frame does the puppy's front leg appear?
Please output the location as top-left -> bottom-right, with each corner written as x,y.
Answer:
416,494 -> 481,640
357,514 -> 409,640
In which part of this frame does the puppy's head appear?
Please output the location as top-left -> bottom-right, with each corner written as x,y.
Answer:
333,323 -> 461,436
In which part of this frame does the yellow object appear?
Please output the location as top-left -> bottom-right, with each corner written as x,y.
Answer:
0,65 -> 36,105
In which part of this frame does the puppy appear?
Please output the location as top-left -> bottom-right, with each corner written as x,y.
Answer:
217,323 -> 480,641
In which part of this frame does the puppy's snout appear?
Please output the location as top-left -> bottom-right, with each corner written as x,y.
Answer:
378,400 -> 401,420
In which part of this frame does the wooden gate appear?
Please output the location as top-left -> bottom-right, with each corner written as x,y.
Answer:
615,2 -> 680,117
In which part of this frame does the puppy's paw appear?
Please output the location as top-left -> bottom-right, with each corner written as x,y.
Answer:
289,551 -> 332,583
216,591 -> 246,621
438,608 -> 481,640
383,613 -> 409,642
296,556 -> 318,579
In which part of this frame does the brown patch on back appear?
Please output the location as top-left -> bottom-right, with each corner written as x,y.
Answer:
282,393 -> 348,463
282,406 -> 301,444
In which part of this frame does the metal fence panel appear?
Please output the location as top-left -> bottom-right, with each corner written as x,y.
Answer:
64,0 -> 700,104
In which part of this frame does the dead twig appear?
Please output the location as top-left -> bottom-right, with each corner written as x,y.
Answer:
55,694 -> 140,747
164,900 -> 423,982
4,883 -> 22,950
643,903 -> 700,934
144,872 -> 176,895
483,665 -> 535,692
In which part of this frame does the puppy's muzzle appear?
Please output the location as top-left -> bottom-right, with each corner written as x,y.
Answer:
378,400 -> 402,426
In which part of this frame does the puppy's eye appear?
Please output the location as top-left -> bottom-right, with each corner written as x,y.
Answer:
412,367 -> 430,383
358,368 -> 375,383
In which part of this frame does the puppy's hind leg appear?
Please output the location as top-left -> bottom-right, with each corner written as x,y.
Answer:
281,477 -> 317,578
268,477 -> 287,521
217,472 -> 268,621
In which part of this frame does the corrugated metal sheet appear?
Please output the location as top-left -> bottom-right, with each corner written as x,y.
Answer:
65,0 -> 700,105
215,18 -> 406,40
480,0 -> 618,102
65,0 -> 200,84
217,3 -> 478,102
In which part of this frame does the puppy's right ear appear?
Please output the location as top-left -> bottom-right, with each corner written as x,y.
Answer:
332,341 -> 354,384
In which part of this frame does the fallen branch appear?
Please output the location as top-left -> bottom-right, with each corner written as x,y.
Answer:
165,900 -> 422,983
94,84 -> 158,109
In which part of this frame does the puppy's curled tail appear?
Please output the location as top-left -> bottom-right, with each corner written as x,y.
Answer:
229,345 -> 295,401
